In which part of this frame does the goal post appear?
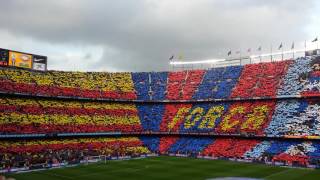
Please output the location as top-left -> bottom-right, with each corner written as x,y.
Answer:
83,155 -> 108,165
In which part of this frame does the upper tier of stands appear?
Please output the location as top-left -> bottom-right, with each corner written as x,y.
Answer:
1,56 -> 320,101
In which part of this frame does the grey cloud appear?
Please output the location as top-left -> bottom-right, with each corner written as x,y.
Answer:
0,0 -> 317,72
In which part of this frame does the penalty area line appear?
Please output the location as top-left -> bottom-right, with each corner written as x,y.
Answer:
36,171 -> 75,179
262,169 -> 292,179
76,166 -> 151,178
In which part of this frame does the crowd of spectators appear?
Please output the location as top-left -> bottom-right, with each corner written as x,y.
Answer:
132,72 -> 167,100
148,137 -> 320,166
2,96 -> 320,138
0,97 -> 142,134
193,66 -> 242,99
0,68 -> 136,100
2,136 -> 320,170
0,137 -> 149,169
265,99 -> 320,137
2,57 -> 319,101
231,60 -> 292,98
2,56 -> 320,172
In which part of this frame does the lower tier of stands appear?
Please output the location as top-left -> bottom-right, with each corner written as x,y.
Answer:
1,136 -> 320,170
0,137 -> 149,170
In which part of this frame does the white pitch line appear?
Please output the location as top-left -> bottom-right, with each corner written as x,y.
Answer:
37,171 -> 75,179
262,169 -> 292,179
76,171 -> 107,178
76,166 -> 150,178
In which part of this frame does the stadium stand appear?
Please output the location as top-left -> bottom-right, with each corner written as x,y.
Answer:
150,72 -> 168,100
0,97 -> 142,134
277,57 -> 312,96
202,138 -> 260,158
0,69 -> 137,100
0,57 -> 319,101
136,104 -> 165,132
265,99 -> 320,137
143,137 -> 320,167
167,137 -> 214,155
2,55 -> 320,172
166,70 -> 205,100
192,66 -> 242,100
230,61 -> 292,98
0,137 -> 149,169
132,72 -> 168,100
158,136 -> 179,154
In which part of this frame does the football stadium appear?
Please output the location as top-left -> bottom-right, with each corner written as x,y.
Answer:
1,50 -> 320,180
1,1 -> 320,180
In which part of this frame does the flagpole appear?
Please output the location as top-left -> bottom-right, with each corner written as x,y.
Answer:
282,46 -> 284,61
259,47 -> 262,63
259,54 -> 261,63
304,40 -> 307,57
248,49 -> 252,64
293,50 -> 294,59
292,42 -> 295,59
270,44 -> 273,62
292,45 -> 294,59
171,55 -> 175,71
239,49 -> 242,65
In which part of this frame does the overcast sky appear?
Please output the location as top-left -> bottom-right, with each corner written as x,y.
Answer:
0,0 -> 319,72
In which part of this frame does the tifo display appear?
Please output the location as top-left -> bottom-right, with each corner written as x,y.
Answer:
1,55 -> 320,173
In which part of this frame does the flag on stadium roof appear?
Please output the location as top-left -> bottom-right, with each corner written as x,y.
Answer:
291,42 -> 295,49
312,37 -> 318,42
257,46 -> 262,51
278,43 -> 283,50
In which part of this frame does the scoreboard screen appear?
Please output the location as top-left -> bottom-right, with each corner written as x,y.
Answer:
0,48 -> 8,66
0,48 -> 47,71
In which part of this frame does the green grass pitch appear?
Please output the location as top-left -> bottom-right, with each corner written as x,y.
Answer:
7,156 -> 320,180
